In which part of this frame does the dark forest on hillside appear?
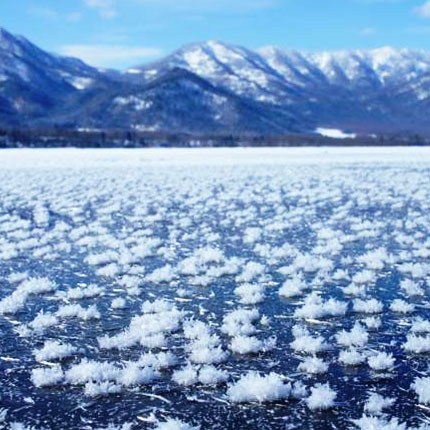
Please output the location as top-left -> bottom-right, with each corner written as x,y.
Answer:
0,128 -> 429,148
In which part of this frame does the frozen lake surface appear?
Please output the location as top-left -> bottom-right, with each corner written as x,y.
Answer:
1,147 -> 430,430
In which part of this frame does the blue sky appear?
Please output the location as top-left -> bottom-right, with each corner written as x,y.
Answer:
2,0 -> 430,69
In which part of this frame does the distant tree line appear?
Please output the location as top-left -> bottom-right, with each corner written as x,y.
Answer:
0,127 -> 429,148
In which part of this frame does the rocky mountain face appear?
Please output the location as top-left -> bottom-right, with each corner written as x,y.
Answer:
1,27 -> 430,135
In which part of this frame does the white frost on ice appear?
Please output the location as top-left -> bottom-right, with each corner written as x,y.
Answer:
227,371 -> 291,403
306,383 -> 337,410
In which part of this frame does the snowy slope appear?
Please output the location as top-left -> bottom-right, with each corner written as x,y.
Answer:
0,27 -> 109,125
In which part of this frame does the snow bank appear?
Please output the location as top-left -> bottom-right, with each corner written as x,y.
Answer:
316,128 -> 356,139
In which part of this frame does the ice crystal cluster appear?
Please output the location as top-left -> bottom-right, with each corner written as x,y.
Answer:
0,148 -> 430,430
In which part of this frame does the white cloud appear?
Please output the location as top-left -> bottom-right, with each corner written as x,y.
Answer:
360,27 -> 377,36
28,7 -> 59,20
80,0 -> 277,18
83,0 -> 117,19
66,12 -> 83,22
60,44 -> 163,68
129,0 -> 278,12
414,1 -> 430,17
356,0 -> 404,3
84,0 -> 113,8
405,25 -> 430,33
28,7 -> 83,22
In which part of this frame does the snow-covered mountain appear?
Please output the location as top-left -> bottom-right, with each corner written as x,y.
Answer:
1,27 -> 430,135
0,27 -> 111,126
129,40 -> 430,134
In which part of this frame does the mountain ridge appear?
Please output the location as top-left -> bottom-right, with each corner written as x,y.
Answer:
1,27 -> 430,135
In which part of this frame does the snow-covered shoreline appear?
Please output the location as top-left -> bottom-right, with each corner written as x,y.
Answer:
1,146 -> 430,168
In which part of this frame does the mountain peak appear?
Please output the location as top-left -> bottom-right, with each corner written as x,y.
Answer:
0,27 -> 10,37
198,39 -> 230,49
0,27 -> 24,45
0,27 -> 15,43
0,27 -> 24,57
